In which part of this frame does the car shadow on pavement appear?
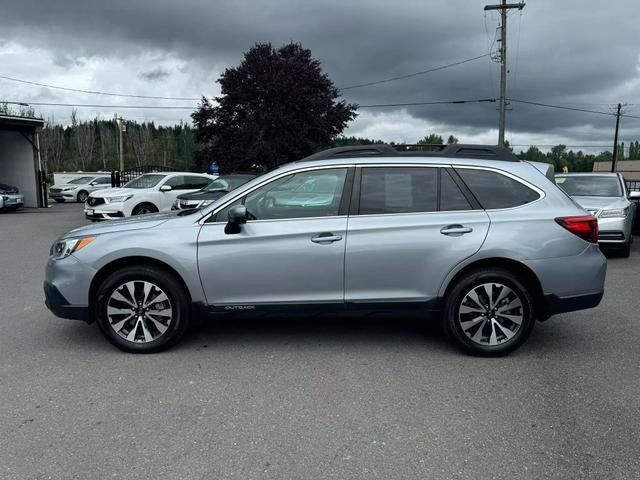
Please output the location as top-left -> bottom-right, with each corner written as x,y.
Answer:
179,310 -> 453,352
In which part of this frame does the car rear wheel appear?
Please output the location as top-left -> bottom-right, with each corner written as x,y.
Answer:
77,190 -> 89,203
95,265 -> 190,353
131,203 -> 158,215
444,268 -> 535,356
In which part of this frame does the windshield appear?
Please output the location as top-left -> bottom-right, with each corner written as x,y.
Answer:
67,176 -> 95,185
124,174 -> 166,189
204,175 -> 255,192
556,175 -> 622,197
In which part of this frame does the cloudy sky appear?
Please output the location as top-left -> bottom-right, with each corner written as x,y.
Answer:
2,0 -> 640,152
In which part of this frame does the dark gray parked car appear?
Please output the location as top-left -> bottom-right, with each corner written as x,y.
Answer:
45,145 -> 606,356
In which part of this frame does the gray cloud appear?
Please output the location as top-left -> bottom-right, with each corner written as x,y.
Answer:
1,0 -> 639,146
138,67 -> 171,81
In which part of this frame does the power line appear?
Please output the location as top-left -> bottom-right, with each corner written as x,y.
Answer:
508,98 -> 614,116
3,100 -> 196,110
0,74 -> 202,101
337,53 -> 491,91
358,98 -> 497,108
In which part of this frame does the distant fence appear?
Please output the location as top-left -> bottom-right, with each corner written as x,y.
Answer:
111,165 -> 174,187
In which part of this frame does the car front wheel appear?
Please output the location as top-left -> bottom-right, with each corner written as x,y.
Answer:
444,268 -> 535,356
95,265 -> 190,353
77,190 -> 89,203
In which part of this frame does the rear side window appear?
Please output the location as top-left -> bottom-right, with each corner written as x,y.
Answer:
359,167 -> 438,214
96,177 -> 111,184
456,168 -> 540,209
440,169 -> 472,211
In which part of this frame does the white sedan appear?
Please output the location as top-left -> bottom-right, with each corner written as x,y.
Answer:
85,172 -> 215,220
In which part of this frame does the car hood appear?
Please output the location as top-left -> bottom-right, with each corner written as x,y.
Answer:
570,195 -> 627,211
90,187 -> 136,198
63,211 -> 181,237
0,183 -> 19,194
177,190 -> 227,201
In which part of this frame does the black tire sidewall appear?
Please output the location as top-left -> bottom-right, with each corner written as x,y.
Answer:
95,266 -> 189,353
132,203 -> 158,215
77,191 -> 88,203
444,268 -> 535,356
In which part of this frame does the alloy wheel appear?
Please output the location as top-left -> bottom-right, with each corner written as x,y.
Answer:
458,282 -> 524,346
106,281 -> 173,343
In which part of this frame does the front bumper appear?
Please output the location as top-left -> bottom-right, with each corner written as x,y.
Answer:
597,216 -> 630,243
85,207 -> 125,221
45,255 -> 95,322
1,193 -> 24,209
44,281 -> 89,321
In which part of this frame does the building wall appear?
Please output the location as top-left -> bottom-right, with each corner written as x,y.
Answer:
0,130 -> 39,207
593,160 -> 640,181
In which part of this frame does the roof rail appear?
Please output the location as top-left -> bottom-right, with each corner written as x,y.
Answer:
302,143 -> 520,162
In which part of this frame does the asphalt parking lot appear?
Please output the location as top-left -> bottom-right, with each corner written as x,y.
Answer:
1,203 -> 639,480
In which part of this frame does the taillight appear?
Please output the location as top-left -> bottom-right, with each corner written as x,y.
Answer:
555,216 -> 598,244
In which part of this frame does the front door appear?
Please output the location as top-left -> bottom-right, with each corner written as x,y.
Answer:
197,167 -> 351,306
344,166 -> 490,303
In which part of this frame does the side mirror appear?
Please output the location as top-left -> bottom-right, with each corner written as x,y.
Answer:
224,205 -> 248,234
159,185 -> 172,192
90,181 -> 98,186
629,191 -> 640,200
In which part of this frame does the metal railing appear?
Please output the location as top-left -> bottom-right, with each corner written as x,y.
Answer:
110,165 -> 174,187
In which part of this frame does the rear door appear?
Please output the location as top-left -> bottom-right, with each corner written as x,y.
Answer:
344,166 -> 490,303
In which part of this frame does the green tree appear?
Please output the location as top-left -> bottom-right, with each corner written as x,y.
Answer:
447,135 -> 459,144
192,42 -> 357,173
417,133 -> 444,145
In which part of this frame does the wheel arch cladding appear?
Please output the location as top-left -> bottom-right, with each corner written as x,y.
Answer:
442,257 -> 545,319
88,256 -> 192,321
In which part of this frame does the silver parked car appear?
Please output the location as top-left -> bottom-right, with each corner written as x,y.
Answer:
49,175 -> 112,203
45,145 -> 606,356
555,173 -> 639,257
0,183 -> 24,211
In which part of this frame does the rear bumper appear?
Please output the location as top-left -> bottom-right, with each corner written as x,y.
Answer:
44,281 -> 89,321
543,290 -> 604,318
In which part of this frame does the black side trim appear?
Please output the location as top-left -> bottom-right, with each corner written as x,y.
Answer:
543,290 -> 604,319
194,299 -> 442,319
44,281 -> 90,322
349,167 -> 362,215
338,167 -> 355,216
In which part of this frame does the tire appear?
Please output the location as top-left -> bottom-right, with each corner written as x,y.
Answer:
443,268 -> 536,356
54,198 -> 65,203
131,203 -> 158,215
77,190 -> 89,203
620,238 -> 632,258
95,265 -> 190,353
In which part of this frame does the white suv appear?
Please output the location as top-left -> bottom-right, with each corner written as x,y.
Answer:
85,172 -> 215,220
50,175 -> 112,203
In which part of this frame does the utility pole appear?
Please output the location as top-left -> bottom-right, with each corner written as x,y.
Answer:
484,0 -> 525,146
116,116 -> 125,172
611,103 -> 622,172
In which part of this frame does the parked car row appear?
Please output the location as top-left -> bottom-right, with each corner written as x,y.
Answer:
46,144 -> 608,356
555,172 -> 639,257
0,182 -> 24,211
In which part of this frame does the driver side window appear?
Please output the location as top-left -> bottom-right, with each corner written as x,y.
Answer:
214,168 -> 348,221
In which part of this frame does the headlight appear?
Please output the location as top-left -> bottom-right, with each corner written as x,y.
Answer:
62,187 -> 75,191
199,200 -> 213,208
599,207 -> 629,218
50,236 -> 96,259
105,195 -> 133,203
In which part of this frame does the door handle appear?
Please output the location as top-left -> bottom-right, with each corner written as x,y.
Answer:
440,224 -> 473,236
311,233 -> 343,244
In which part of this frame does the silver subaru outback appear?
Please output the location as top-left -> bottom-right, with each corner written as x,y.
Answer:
44,145 -> 607,356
